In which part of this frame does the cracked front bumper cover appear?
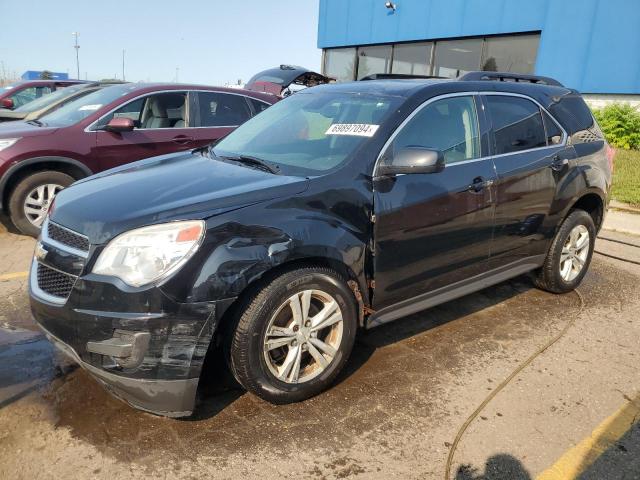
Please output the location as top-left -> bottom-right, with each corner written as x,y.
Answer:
40,325 -> 199,417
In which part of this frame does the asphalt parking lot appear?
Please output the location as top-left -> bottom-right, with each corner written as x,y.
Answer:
0,218 -> 639,480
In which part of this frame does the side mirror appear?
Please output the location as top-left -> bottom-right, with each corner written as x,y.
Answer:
377,147 -> 445,176
1,98 -> 14,109
105,117 -> 134,132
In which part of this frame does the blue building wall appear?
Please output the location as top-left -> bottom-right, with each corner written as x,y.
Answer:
317,0 -> 640,94
21,71 -> 69,80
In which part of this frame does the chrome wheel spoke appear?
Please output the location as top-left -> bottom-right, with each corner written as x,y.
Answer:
309,337 -> 337,357
575,232 -> 589,251
307,341 -> 329,369
265,335 -> 295,351
310,300 -> 341,331
277,345 -> 302,382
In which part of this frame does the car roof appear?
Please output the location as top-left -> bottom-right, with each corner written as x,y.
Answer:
308,77 -> 574,110
116,82 -> 277,103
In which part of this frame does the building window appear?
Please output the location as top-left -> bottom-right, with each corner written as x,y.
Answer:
392,42 -> 433,76
324,48 -> 356,82
322,32 -> 541,82
481,34 -> 539,73
433,38 -> 483,78
357,45 -> 392,79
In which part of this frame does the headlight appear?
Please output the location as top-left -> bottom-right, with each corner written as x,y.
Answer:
0,138 -> 20,151
92,220 -> 205,287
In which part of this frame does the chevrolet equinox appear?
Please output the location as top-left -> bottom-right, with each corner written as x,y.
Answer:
29,72 -> 613,417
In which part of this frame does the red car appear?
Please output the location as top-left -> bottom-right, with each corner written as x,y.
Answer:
0,83 -> 276,235
0,80 -> 86,110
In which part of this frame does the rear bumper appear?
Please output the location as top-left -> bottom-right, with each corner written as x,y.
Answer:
40,324 -> 198,417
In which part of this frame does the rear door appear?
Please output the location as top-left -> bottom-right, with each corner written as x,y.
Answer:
372,94 -> 496,310
482,93 -> 576,269
187,91 -> 254,148
92,90 -> 194,170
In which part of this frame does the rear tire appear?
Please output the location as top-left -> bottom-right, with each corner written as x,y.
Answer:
229,267 -> 357,404
8,171 -> 74,237
534,209 -> 595,293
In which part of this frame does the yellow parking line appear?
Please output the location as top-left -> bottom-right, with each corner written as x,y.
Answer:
537,394 -> 640,480
0,271 -> 28,282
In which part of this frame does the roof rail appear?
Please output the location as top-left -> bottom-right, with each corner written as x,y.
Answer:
359,73 -> 446,81
458,71 -> 564,87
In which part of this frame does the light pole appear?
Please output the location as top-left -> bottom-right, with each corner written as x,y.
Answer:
122,49 -> 126,81
72,32 -> 80,80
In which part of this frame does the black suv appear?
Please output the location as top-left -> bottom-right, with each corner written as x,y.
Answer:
29,72 -> 612,417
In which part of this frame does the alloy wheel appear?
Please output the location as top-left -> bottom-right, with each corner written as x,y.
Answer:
263,289 -> 344,384
23,183 -> 63,227
559,224 -> 590,282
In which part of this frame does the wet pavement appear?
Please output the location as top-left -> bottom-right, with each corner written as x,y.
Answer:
0,220 -> 639,479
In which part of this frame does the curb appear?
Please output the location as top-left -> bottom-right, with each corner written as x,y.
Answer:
609,200 -> 640,214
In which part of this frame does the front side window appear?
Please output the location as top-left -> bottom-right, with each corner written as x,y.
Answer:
486,95 -> 546,154
391,95 -> 481,164
96,92 -> 187,129
214,92 -> 401,176
195,92 -> 251,127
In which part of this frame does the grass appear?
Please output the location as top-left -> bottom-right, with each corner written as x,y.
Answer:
612,149 -> 640,207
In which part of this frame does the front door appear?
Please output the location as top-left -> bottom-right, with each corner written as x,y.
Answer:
482,94 -> 576,269
92,91 -> 196,171
373,94 -> 496,310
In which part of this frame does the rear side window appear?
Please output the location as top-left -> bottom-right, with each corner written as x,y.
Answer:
392,95 -> 481,164
486,95 -> 546,154
548,94 -> 595,134
542,111 -> 563,145
195,92 -> 251,127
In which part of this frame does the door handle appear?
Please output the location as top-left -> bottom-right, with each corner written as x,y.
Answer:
463,176 -> 494,193
550,155 -> 569,171
172,135 -> 194,145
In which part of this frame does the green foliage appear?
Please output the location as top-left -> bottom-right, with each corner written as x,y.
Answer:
592,103 -> 640,150
611,149 -> 640,207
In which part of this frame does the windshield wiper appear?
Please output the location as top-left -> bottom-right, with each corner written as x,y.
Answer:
27,119 -> 44,127
218,154 -> 280,174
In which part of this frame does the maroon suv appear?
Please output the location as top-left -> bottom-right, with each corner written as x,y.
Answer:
0,80 -> 86,110
0,83 -> 276,235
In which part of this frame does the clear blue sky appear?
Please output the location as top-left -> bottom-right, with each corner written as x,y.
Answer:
0,0 -> 322,85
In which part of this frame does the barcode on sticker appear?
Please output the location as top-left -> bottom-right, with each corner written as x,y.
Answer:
325,124 -> 379,137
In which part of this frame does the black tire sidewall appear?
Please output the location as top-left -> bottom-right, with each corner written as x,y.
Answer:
548,210 -> 596,291
235,269 -> 357,403
8,171 -> 74,237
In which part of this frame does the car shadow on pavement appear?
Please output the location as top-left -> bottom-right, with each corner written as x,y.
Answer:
192,275 -> 534,421
456,453 -> 532,479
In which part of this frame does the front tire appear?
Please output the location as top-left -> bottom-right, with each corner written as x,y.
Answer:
8,171 -> 74,237
534,209 -> 596,293
229,267 -> 358,404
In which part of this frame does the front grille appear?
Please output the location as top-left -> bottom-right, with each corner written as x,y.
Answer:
47,222 -> 90,252
37,263 -> 76,299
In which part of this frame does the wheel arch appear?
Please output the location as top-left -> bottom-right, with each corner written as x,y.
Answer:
566,189 -> 607,231
0,156 -> 92,211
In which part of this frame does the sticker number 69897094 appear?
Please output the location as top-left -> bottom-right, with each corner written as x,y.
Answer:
325,123 -> 380,137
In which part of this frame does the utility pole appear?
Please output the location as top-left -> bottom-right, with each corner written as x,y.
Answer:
72,32 -> 80,80
122,49 -> 125,81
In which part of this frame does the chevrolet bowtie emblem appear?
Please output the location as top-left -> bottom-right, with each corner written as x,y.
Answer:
34,242 -> 48,262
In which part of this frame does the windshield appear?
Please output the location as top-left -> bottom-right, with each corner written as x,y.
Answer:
14,84 -> 92,112
38,84 -> 136,127
213,91 -> 400,175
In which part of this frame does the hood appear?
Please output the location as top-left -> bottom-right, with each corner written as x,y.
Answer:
50,150 -> 309,244
0,121 -> 59,138
245,65 -> 332,96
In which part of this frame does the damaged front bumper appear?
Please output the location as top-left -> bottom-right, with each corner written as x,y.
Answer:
29,258 -> 231,417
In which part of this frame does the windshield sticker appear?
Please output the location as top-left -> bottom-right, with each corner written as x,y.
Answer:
325,123 -> 379,137
78,104 -> 103,111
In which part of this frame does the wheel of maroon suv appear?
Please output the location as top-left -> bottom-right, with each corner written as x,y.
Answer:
229,266 -> 358,404
8,170 -> 74,237
534,209 -> 596,294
